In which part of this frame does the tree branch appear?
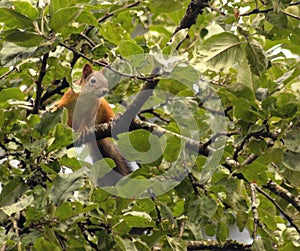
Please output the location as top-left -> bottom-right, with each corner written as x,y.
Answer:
58,41 -> 154,81
171,0 -> 209,39
186,240 -> 251,250
84,1 -> 141,35
0,66 -> 16,80
240,1 -> 300,16
255,185 -> 300,235
264,180 -> 300,212
33,53 -> 49,114
250,183 -> 259,240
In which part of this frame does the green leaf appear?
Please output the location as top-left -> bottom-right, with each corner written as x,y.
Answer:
236,211 -> 248,232
170,64 -> 200,89
172,200 -> 184,217
55,201 -> 73,220
163,29 -> 188,55
192,32 -> 242,72
205,224 -> 216,236
233,98 -> 260,122
275,93 -> 297,117
0,42 -> 48,66
59,156 -> 82,171
3,29 -> 44,47
0,8 -> 33,28
114,235 -> 138,251
266,11 -> 288,29
13,1 -> 38,21
118,40 -> 144,57
186,196 -> 217,223
149,0 -> 183,13
118,130 -> 163,164
248,139 -> 268,155
48,0 -> 88,16
257,194 -> 277,230
240,161 -> 268,185
76,9 -> 99,27
123,211 -> 155,228
100,22 -> 131,45
236,58 -> 258,91
47,124 -> 73,152
50,7 -> 83,32
283,128 -> 300,153
282,151 -> 300,171
245,39 -> 268,76
284,169 -> 300,187
251,239 -> 266,251
163,236 -> 187,251
0,87 -> 25,107
227,83 -> 255,101
0,177 -> 28,207
35,109 -> 63,136
33,237 -> 61,251
130,199 -> 155,213
216,221 -> 229,242
164,135 -> 181,162
50,169 -> 85,205
1,195 -> 34,216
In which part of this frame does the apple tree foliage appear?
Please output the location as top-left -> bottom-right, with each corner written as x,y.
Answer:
0,0 -> 300,250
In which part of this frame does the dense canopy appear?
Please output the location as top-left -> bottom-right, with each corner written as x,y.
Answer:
0,0 -> 300,250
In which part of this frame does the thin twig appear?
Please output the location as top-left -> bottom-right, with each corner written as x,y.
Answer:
240,1 -> 300,16
97,1 -> 141,23
77,223 -> 100,250
202,131 -> 239,149
0,66 -> 16,80
264,180 -> 300,212
241,153 -> 258,166
282,10 -> 300,21
33,53 -> 49,114
84,1 -> 141,35
255,185 -> 300,235
250,183 -> 259,240
178,220 -> 185,239
58,42 -> 155,81
188,172 -> 201,196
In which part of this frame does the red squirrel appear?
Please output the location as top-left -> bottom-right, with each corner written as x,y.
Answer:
52,64 -> 132,185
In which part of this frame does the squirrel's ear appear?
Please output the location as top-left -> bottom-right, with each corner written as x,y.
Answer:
82,64 -> 93,79
100,67 -> 107,75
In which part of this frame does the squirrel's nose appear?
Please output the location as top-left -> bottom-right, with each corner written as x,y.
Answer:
101,89 -> 108,96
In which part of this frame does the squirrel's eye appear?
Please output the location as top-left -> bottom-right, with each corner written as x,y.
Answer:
90,77 -> 97,84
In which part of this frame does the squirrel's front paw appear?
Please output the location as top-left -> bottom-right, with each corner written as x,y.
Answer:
78,125 -> 89,144
50,104 -> 59,113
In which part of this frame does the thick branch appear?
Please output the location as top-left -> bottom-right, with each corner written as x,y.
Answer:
112,68 -> 160,136
81,118 -> 212,157
171,0 -> 209,38
186,240 -> 251,251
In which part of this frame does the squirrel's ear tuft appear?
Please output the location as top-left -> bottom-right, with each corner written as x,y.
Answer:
82,64 -> 93,79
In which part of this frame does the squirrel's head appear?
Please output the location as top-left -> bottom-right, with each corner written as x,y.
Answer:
80,64 -> 108,98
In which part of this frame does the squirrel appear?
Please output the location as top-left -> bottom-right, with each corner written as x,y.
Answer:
52,63 -> 133,185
